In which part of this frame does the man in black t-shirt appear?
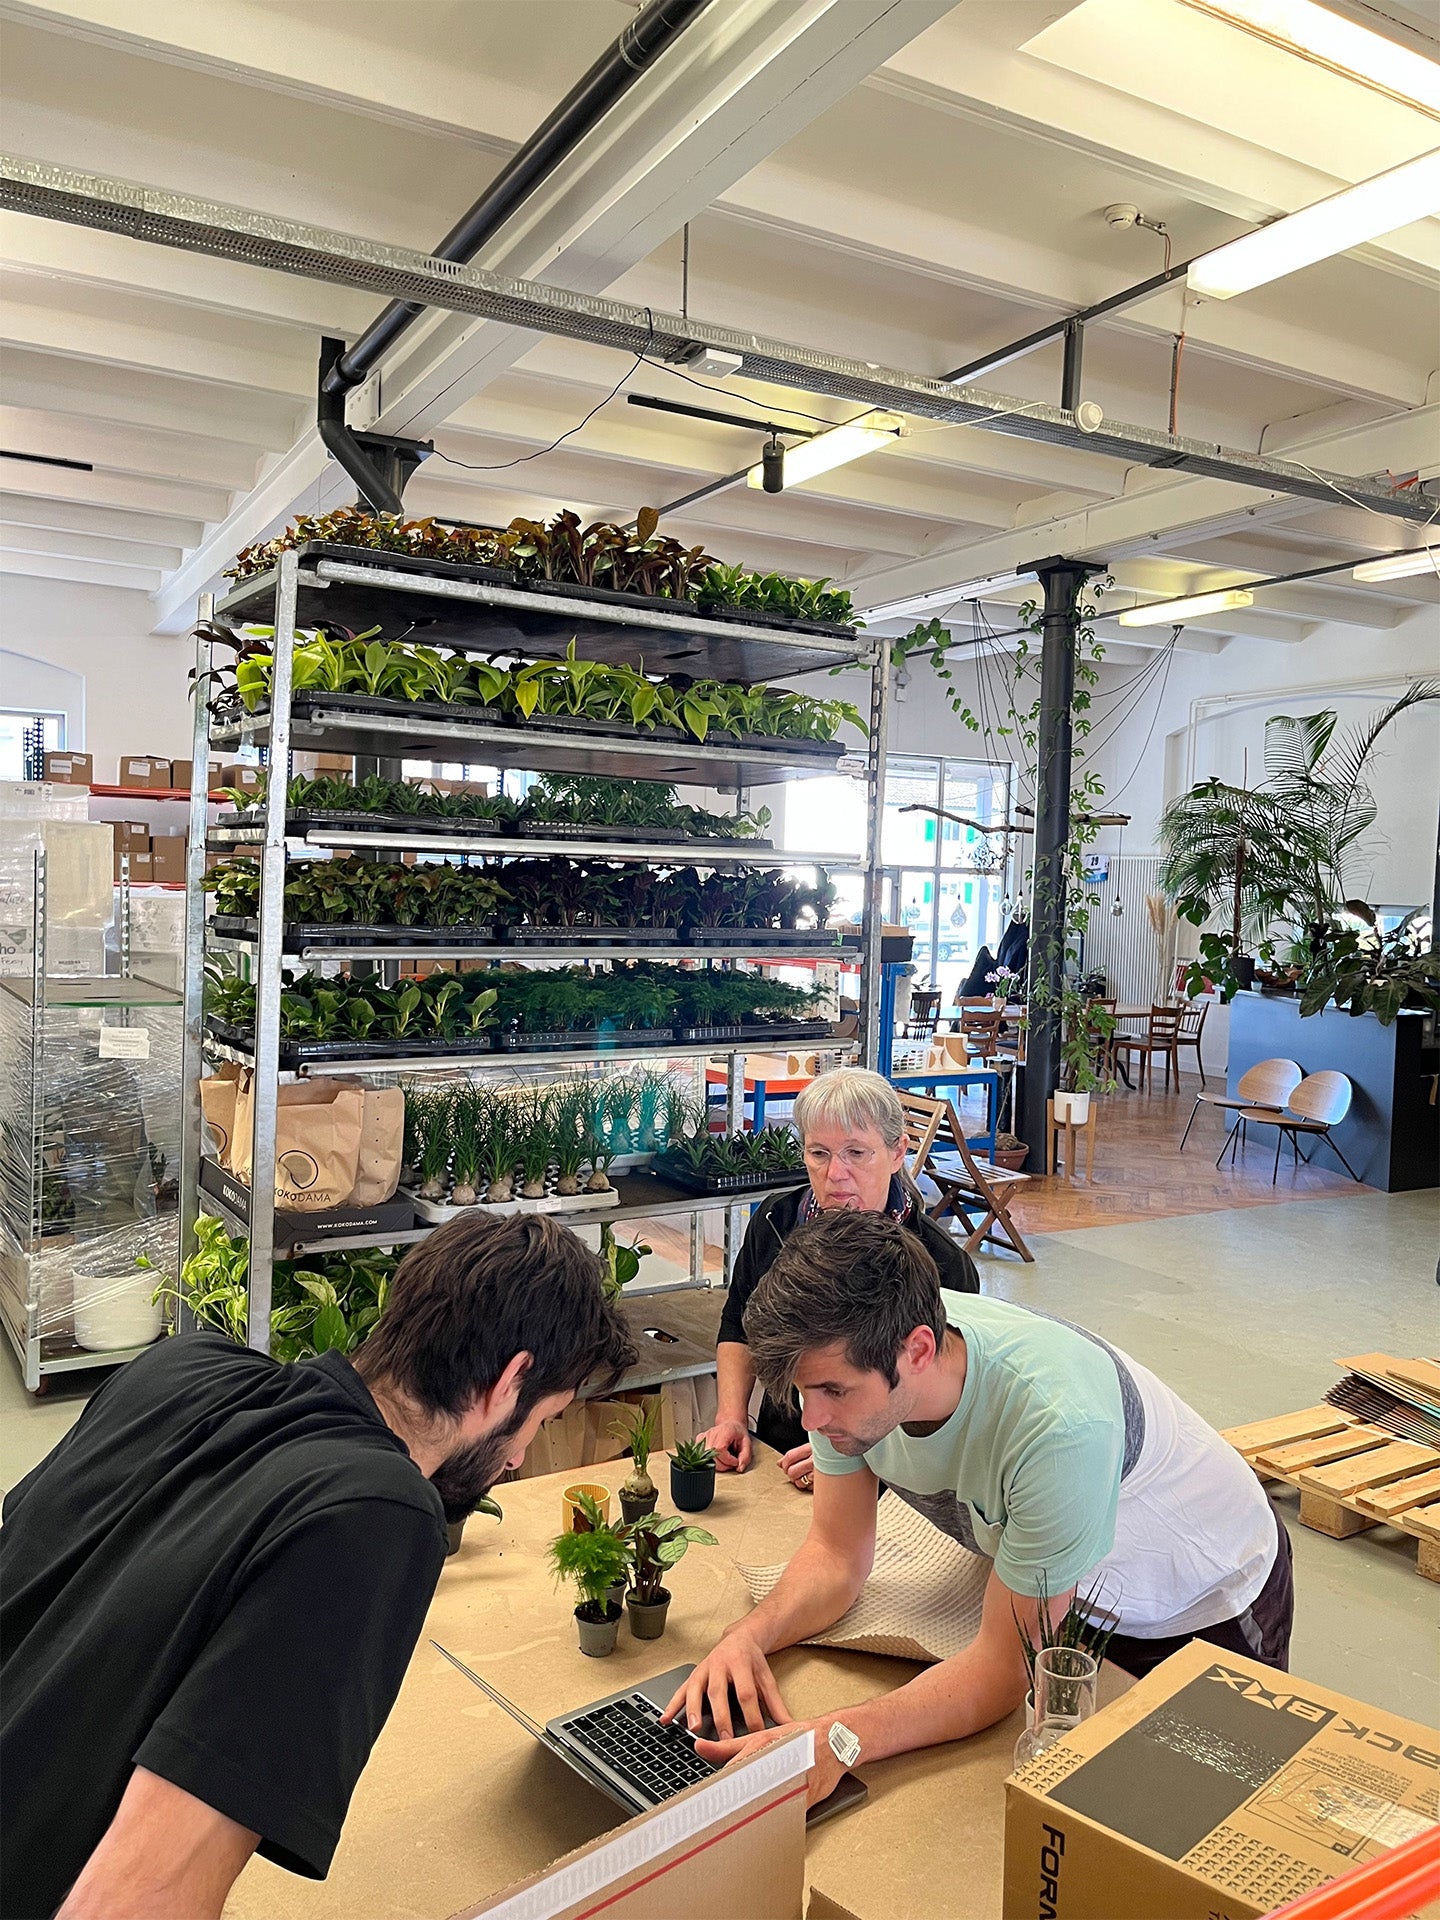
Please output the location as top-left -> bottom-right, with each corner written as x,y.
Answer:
1,1212 -> 634,1920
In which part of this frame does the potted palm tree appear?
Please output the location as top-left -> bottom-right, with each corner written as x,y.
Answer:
669,1438 -> 718,1512
549,1518 -> 632,1656
624,1513 -> 718,1640
613,1398 -> 661,1524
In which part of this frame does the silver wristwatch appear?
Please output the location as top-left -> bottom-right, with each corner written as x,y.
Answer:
828,1721 -> 862,1768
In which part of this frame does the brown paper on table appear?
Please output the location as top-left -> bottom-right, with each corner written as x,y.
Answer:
739,1491 -> 990,1662
450,1731 -> 812,1920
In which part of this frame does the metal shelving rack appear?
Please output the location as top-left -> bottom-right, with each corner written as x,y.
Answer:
178,547 -> 890,1354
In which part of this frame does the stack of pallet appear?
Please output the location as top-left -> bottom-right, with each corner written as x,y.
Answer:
1222,1353 -> 1440,1583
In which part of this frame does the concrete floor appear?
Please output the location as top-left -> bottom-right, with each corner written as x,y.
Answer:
4,1191 -> 1436,1726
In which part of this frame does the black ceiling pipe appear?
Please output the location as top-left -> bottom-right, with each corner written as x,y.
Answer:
323,0 -> 711,397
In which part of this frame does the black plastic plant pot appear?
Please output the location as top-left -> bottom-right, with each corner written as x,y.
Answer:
1234,954 -> 1257,990
500,1029 -> 675,1052
703,731 -> 845,761
287,809 -> 514,840
445,1517 -> 467,1558
530,579 -> 696,616
625,1588 -> 671,1641
619,1487 -> 659,1527
575,1602 -> 623,1658
649,1158 -> 803,1197
677,1021 -> 834,1045
504,925 -> 680,947
512,711 -> 687,745
685,927 -> 841,949
514,817 -> 657,842
670,1462 -> 716,1513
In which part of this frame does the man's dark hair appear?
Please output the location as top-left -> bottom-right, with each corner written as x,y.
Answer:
744,1211 -> 945,1399
353,1212 -> 635,1419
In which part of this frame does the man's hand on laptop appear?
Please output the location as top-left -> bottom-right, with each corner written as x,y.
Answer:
699,1418 -> 751,1472
690,1713 -> 846,1811
661,1628 -> 789,1740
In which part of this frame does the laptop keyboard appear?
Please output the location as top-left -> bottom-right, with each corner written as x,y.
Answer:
567,1694 -> 716,1804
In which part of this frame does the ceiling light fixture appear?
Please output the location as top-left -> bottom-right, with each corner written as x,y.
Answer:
862,567 -> 1037,623
1118,588 -> 1254,626
1181,0 -> 1440,116
1351,547 -> 1440,582
1188,149 -> 1440,299
747,411 -> 902,491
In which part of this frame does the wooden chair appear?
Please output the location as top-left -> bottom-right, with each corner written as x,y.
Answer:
1175,1000 -> 1210,1087
896,1090 -> 1034,1263
1081,997 -> 1118,1077
1182,1055 -> 1302,1154
1111,1003 -> 1183,1092
958,1008 -> 1005,1064
1224,1070 -> 1362,1184
903,989 -> 942,1040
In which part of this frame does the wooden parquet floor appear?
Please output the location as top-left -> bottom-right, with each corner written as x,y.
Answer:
990,1072 -> 1371,1236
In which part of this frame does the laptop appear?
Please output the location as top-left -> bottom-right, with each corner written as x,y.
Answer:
432,1643 -> 868,1827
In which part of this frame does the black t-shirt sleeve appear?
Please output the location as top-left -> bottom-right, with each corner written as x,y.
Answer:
134,1497 -> 445,1879
717,1207 -> 774,1346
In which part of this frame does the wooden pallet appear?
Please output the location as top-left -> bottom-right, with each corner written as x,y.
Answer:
1221,1404 -> 1440,1582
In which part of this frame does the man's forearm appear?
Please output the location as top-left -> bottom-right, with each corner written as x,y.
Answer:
833,1641 -> 1026,1764
724,1530 -> 865,1656
714,1341 -> 757,1426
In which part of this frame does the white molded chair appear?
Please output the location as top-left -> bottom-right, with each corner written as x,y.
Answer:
1182,1056 -> 1303,1154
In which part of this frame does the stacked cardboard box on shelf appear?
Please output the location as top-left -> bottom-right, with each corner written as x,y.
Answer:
42,751 -> 94,785
118,755 -> 174,789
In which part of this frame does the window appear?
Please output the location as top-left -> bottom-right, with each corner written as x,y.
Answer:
0,711 -> 64,782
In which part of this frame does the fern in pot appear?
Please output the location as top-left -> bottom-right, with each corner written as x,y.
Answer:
612,1397 -> 661,1524
548,1520 -> 631,1656
624,1513 -> 718,1640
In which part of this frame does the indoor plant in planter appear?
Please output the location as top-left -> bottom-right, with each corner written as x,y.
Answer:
1053,988 -> 1116,1126
623,1512 -> 718,1640
989,1133 -> 1029,1173
548,1516 -> 632,1656
613,1398 -> 661,1524
445,1494 -> 502,1559
669,1438 -> 717,1513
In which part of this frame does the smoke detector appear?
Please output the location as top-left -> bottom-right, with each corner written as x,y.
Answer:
1075,401 -> 1105,433
1104,204 -> 1141,230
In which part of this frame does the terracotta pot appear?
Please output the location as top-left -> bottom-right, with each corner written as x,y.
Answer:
991,1146 -> 1029,1172
626,1587 -> 671,1640
576,1602 -> 623,1657
670,1462 -> 716,1512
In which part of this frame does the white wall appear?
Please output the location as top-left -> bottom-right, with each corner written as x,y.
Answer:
0,573 -> 194,781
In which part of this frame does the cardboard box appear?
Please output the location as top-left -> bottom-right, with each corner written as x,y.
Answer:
216,763 -> 262,794
291,751 -> 354,776
119,754 -> 173,789
112,822 -> 151,856
149,835 -> 187,884
117,850 -> 154,884
169,758 -> 194,793
1003,1641 -> 1440,1920
43,751 -> 93,785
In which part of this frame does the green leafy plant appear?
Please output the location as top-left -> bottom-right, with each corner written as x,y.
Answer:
625,1512 -> 718,1605
549,1521 -> 632,1620
612,1397 -> 660,1506
599,1222 -> 651,1301
1297,921 -> 1440,1025
671,1438 -> 717,1472
1013,1572 -> 1119,1688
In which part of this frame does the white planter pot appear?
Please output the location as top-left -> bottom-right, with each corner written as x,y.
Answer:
73,1264 -> 164,1352
1054,1091 -> 1091,1126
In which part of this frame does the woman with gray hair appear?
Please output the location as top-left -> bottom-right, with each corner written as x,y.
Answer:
700,1068 -> 978,1490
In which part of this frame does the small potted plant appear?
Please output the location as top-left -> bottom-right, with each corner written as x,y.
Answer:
670,1437 -> 718,1512
548,1517 -> 632,1656
613,1398 -> 661,1524
624,1512 -> 718,1640
446,1493 -> 502,1559
990,1132 -> 1029,1173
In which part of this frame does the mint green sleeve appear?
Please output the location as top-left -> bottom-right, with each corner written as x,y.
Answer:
992,1419 -> 1123,1599
810,1432 -> 865,1477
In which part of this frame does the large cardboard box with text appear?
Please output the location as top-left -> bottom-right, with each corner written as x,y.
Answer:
1003,1641 -> 1439,1920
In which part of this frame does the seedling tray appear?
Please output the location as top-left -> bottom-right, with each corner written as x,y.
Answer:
404,1182 -> 621,1224
677,1020 -> 836,1045
513,819 -> 773,855
287,808 -> 512,840
503,925 -> 680,947
205,1018 -> 495,1067
210,915 -> 501,950
645,1158 -> 806,1196
686,927 -> 843,949
200,1157 -> 416,1245
499,1028 -> 675,1052
697,601 -> 861,642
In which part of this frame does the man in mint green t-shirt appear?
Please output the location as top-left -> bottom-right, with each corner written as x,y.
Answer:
663,1210 -> 1289,1811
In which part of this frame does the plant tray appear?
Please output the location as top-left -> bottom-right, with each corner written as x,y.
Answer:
513,818 -> 773,854
685,927 -> 843,949
200,1157 -> 416,1244
287,808 -> 513,840
204,1018 -> 495,1067
697,601 -> 861,641
518,712 -> 687,744
499,1028 -> 675,1052
404,1182 -> 621,1224
645,1158 -> 805,1197
211,914 -> 501,949
677,1020 -> 836,1045
531,579 -> 696,616
502,925 -> 680,946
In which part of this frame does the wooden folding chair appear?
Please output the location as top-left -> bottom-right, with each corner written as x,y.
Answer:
896,1090 -> 1034,1263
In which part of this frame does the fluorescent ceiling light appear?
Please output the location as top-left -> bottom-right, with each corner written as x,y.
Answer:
1118,588 -> 1254,627
863,568 -> 1034,623
1183,0 -> 1440,114
1351,547 -> 1440,582
747,412 -> 902,490
1189,149 -> 1440,299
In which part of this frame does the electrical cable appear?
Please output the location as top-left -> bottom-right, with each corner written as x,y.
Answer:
429,311 -> 656,475
1169,331 -> 1186,437
1104,628 -> 1180,809
1081,631 -> 1180,768
638,354 -> 851,428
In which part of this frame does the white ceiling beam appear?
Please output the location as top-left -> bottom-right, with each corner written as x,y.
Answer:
151,0 -> 960,632
0,546 -> 160,590
0,344 -> 301,451
850,406 -> 1440,612
0,403 -> 263,491
0,489 -> 202,549
0,453 -> 231,521
0,521 -> 183,569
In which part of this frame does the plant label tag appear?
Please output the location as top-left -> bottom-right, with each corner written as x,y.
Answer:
99,1025 -> 150,1059
535,1197 -> 563,1214
836,755 -> 867,777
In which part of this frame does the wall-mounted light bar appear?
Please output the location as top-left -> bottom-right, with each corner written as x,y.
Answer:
1182,0 -> 1440,115
1117,588 -> 1254,627
862,567 -> 1036,623
746,412 -> 902,491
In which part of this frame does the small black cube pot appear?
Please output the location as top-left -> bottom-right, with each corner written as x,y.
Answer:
670,1461 -> 716,1512
619,1486 -> 659,1526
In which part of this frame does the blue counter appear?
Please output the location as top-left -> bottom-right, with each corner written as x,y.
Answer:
1227,991 -> 1437,1192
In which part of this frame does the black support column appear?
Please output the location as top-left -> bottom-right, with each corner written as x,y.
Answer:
1021,558 -> 1102,1167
